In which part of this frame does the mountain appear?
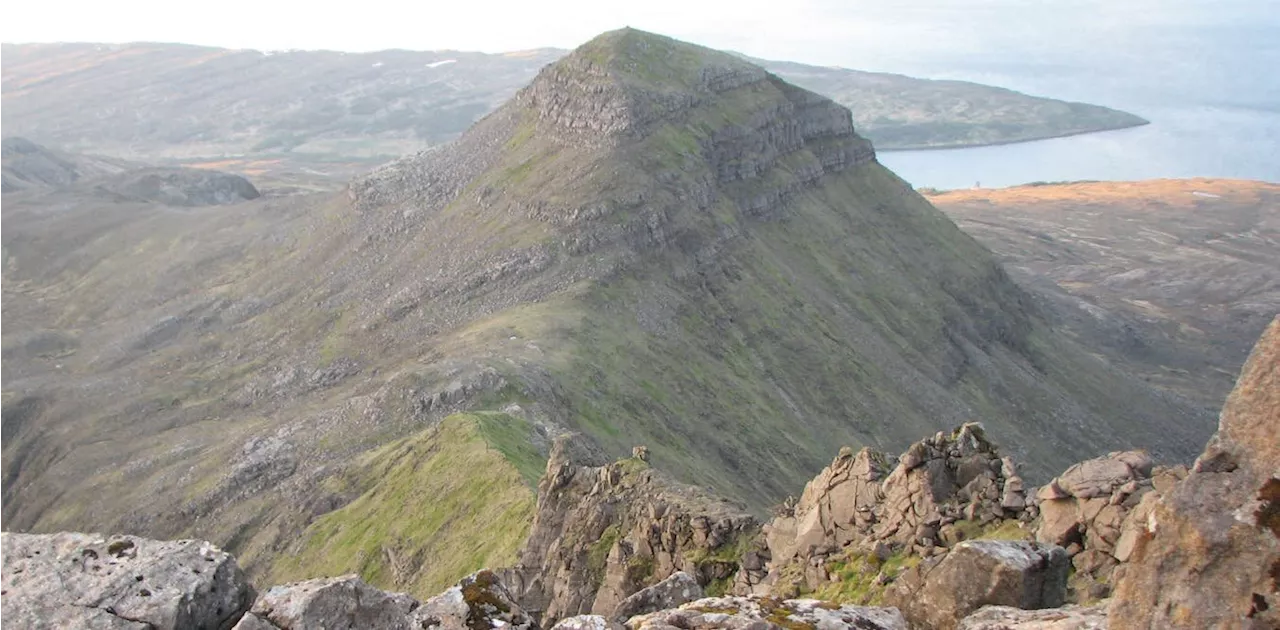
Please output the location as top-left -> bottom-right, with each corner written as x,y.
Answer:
1,136 -> 134,192
927,179 -> 1280,411
1,29 -> 1209,596
0,40 -> 1143,181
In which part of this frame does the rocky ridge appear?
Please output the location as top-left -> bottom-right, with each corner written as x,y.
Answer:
500,437 -> 759,624
4,314 -> 1276,629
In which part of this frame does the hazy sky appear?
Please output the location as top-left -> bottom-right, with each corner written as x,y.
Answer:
4,0 -> 1276,71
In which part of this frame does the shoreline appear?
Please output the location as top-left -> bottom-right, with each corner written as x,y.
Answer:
874,118 -> 1151,153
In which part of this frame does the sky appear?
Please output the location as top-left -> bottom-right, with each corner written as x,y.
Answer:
4,0 -> 1277,73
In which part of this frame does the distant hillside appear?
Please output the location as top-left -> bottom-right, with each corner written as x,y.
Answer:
1,41 -> 1143,179
1,30 -> 1204,593
929,179 -> 1280,410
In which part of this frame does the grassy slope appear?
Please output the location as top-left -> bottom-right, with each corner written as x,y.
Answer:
266,412 -> 543,598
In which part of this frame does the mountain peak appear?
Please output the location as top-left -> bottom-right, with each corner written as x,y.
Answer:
514,28 -> 769,139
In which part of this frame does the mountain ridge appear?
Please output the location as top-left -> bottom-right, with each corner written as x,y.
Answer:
1,28 -> 1209,596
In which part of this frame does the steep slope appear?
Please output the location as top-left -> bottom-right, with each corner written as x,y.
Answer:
1,28 -> 1209,593
1,40 -> 1144,179
928,179 -> 1280,410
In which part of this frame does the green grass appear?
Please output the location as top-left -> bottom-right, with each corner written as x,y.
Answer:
586,524 -> 621,586
267,413 -> 543,598
814,550 -> 922,606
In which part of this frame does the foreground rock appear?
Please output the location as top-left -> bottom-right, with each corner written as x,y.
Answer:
232,575 -> 418,629
626,596 -> 906,630
1032,450 -> 1180,600
885,540 -> 1069,630
1109,315 -> 1280,628
747,423 -> 1033,596
0,531 -> 254,630
958,603 -> 1108,629
416,570 -> 538,630
609,571 -> 702,622
502,435 -> 758,625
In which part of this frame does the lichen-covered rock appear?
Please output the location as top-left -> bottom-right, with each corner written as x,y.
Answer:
0,532 -> 254,630
958,603 -> 1108,629
503,435 -> 758,625
552,615 -> 623,630
233,574 -> 418,630
626,596 -> 907,630
1108,316 -> 1280,629
885,540 -> 1070,630
610,571 -> 702,622
415,570 -> 537,630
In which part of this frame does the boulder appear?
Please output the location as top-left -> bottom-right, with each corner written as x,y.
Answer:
958,603 -> 1108,629
625,596 -> 907,630
0,532 -> 254,630
233,575 -> 418,630
885,540 -> 1070,630
416,570 -> 538,630
552,615 -> 623,630
1109,316 -> 1280,629
610,571 -> 702,622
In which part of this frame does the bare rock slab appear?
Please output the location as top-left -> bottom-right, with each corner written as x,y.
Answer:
959,603 -> 1108,629
233,574 -> 418,630
610,571 -> 702,622
885,540 -> 1069,630
1,531 -> 254,630
625,596 -> 907,630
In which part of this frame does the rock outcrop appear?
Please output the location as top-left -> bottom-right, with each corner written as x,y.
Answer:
502,435 -> 759,625
746,424 -> 1032,596
415,570 -> 539,630
625,596 -> 907,630
1108,315 -> 1280,628
883,540 -> 1069,630
99,167 -> 261,206
1031,451 -> 1183,600
232,575 -> 419,630
609,571 -> 702,623
0,532 -> 254,630
958,604 -> 1108,629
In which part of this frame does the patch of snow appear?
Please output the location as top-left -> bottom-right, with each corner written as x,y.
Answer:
372,61 -> 384,68
1192,191 -> 1222,198
426,59 -> 458,68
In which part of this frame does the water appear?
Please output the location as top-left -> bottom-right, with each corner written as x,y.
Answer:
807,1 -> 1280,189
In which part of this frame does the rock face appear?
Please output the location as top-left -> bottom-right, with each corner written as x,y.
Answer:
1108,315 -> 1280,629
0,531 -> 254,630
747,424 -> 1033,595
884,540 -> 1070,630
232,575 -> 419,630
625,596 -> 907,630
502,435 -> 759,625
958,604 -> 1108,629
100,167 -> 261,206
